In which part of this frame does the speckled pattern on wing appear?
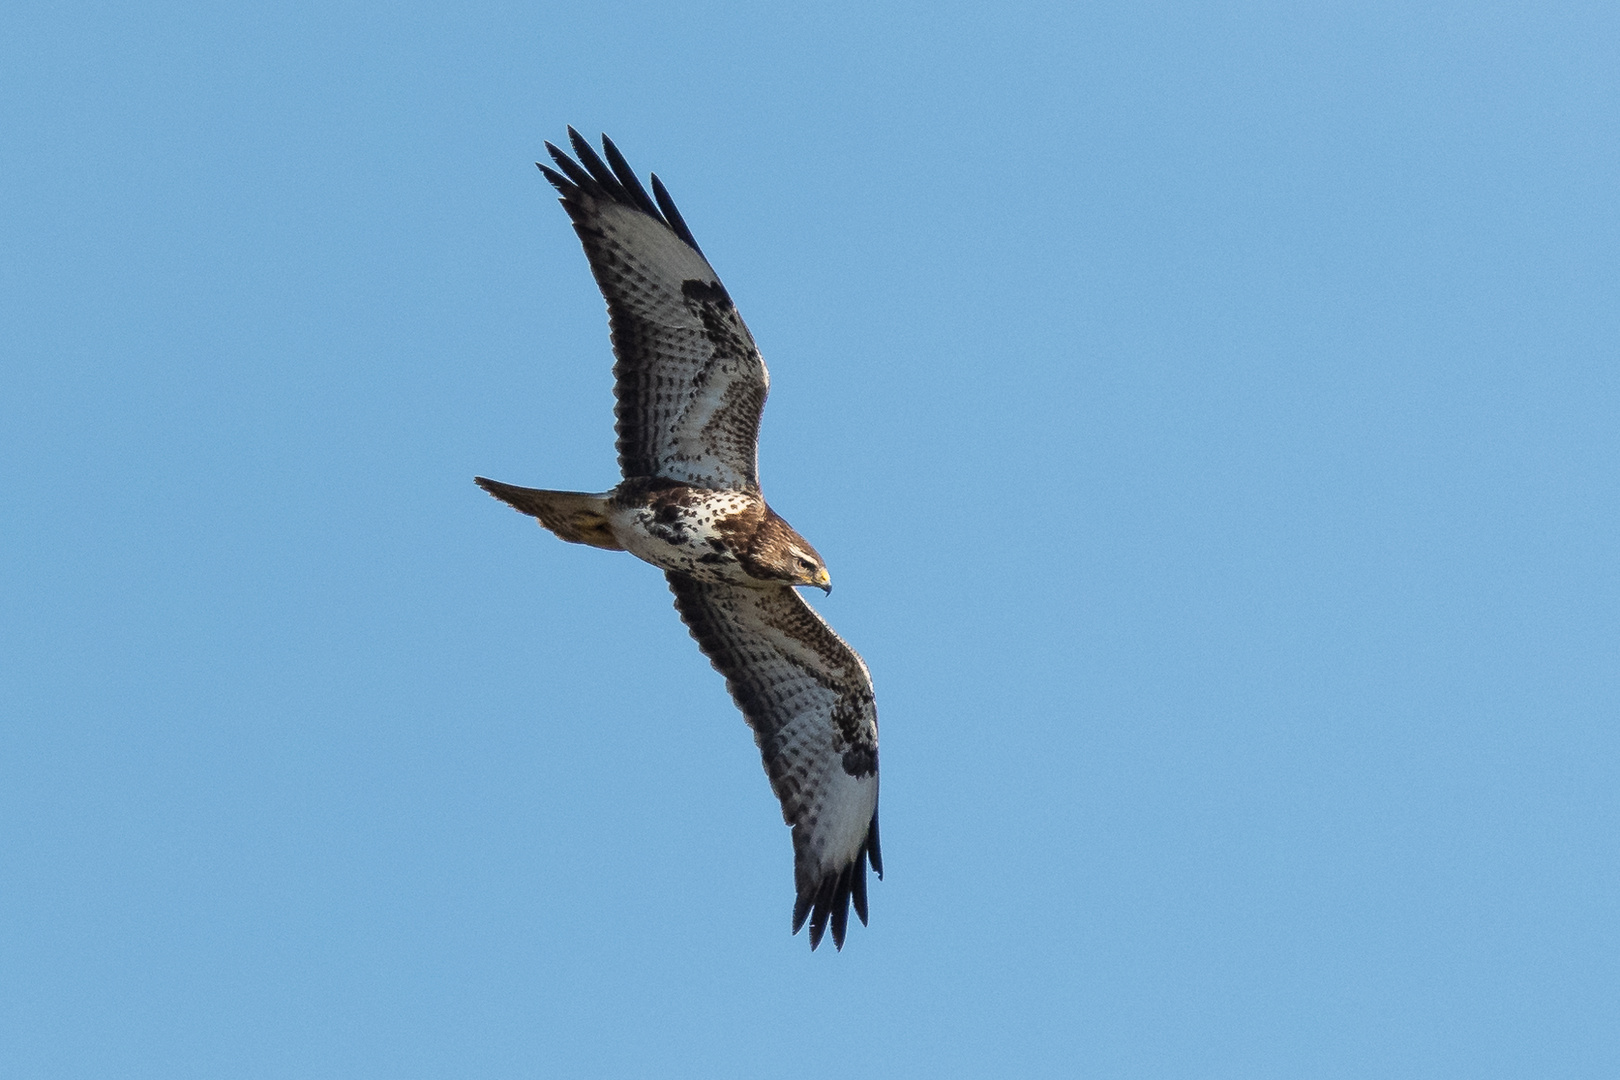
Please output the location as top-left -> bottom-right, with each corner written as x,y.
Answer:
539,130 -> 768,492
666,573 -> 882,951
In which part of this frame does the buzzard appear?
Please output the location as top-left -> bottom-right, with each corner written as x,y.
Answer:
475,130 -> 881,950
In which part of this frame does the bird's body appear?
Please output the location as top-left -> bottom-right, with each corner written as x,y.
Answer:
475,476 -> 825,590
475,130 -> 880,950
610,480 -> 767,584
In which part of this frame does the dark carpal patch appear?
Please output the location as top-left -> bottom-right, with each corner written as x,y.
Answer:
681,277 -> 732,308
841,745 -> 877,778
682,279 -> 754,361
831,692 -> 877,778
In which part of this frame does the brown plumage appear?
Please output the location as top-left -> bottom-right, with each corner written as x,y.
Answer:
475,130 -> 880,950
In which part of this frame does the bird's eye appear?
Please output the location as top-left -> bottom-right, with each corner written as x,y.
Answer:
797,557 -> 815,570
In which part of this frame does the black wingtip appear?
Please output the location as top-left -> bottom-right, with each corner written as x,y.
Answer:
650,172 -> 704,256
545,141 -> 595,191
567,128 -> 623,197
792,891 -> 813,937
536,163 -> 570,193
790,812 -> 882,950
600,134 -> 661,219
795,862 -> 864,951
851,848 -> 869,927
866,812 -> 883,880
807,874 -> 836,951
541,129 -> 706,258
829,863 -> 854,950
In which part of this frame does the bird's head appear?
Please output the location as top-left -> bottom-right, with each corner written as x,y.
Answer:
751,511 -> 832,594
786,543 -> 833,594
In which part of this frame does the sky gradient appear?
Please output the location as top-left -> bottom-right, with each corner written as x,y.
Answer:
4,2 -> 1617,1077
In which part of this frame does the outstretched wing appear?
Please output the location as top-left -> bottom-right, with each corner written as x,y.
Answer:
540,130 -> 768,492
667,574 -> 882,951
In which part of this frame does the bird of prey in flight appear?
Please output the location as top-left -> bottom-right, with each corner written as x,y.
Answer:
475,129 -> 881,950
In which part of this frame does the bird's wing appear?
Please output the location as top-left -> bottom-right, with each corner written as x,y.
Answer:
540,130 -> 768,492
666,573 -> 882,950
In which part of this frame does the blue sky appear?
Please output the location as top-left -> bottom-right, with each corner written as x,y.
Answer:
3,2 -> 1616,1077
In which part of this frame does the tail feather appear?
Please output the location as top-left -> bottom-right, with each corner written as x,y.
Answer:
474,477 -> 623,551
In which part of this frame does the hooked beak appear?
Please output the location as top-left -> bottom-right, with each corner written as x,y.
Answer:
813,567 -> 832,594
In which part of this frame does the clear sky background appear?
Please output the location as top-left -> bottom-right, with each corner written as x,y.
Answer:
3,2 -> 1616,1077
